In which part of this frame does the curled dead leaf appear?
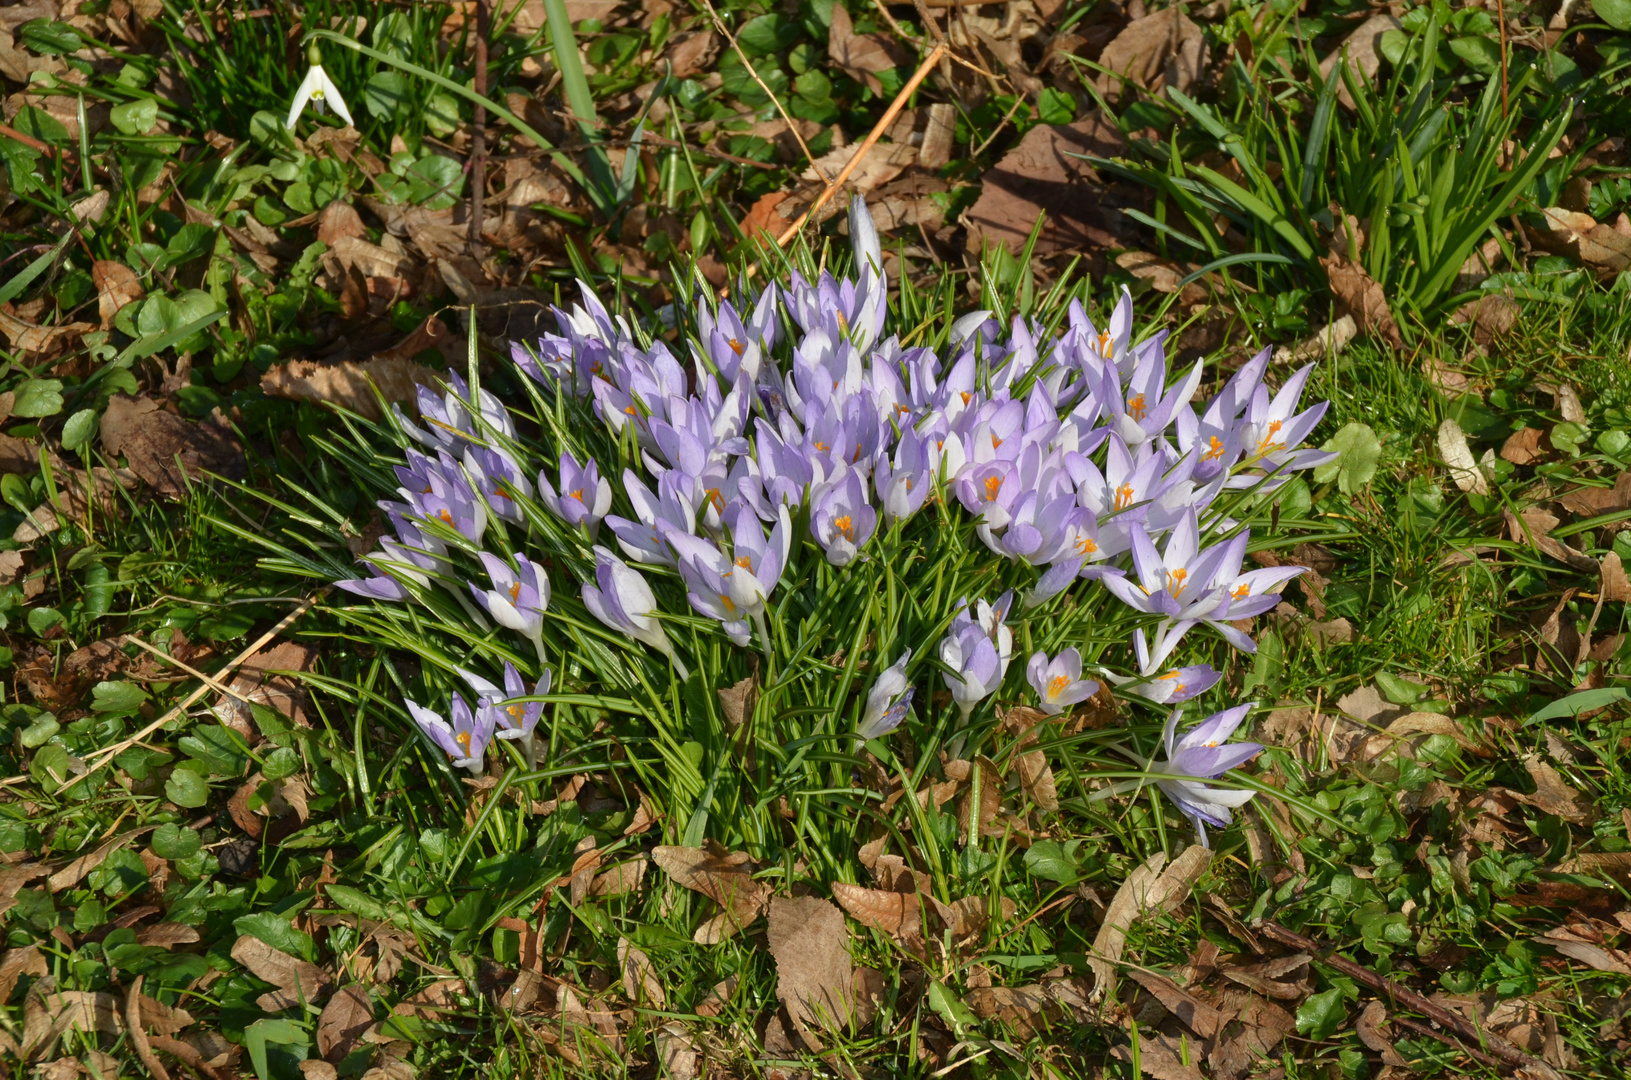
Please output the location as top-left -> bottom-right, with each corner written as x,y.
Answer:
767,896 -> 856,1035
261,356 -> 442,423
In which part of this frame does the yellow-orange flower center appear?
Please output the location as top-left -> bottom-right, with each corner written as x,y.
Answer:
1047,674 -> 1070,700
1127,393 -> 1147,422
1113,483 -> 1135,511
984,475 -> 1002,502
509,582 -> 521,603
1202,435 -> 1226,462
834,515 -> 855,541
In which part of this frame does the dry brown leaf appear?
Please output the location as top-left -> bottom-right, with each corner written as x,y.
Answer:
588,859 -> 646,898
1358,712 -> 1489,762
99,396 -> 245,498
300,1062 -> 340,1080
1317,14 -> 1402,109
316,985 -> 374,1063
329,235 -> 416,281
716,675 -> 758,728
1218,954 -> 1310,1001
261,356 -> 442,422
832,880 -> 921,941
1501,427 -> 1546,466
1126,969 -> 1226,1037
800,141 -> 915,192
767,895 -> 857,1035
230,936 -> 332,1012
1602,552 -> 1631,603
317,201 -> 367,247
654,1022 -> 698,1080
92,261 -> 143,331
1088,846 -> 1212,998
1537,925 -> 1631,975
1557,471 -> 1631,517
1504,507 -> 1598,572
617,937 -> 665,1008
1321,252 -> 1403,348
963,112 -> 1134,257
22,987 -> 124,1061
1096,8 -> 1207,97
1208,989 -> 1296,1080
1517,755 -> 1597,824
965,984 -> 1063,1040
1273,314 -> 1357,365
1110,1031 -> 1206,1080
1355,1000 -> 1409,1066
1451,294 -> 1520,344
694,975 -> 738,1018
828,1 -> 912,94
48,827 -> 156,893
0,310 -> 92,361
666,30 -> 717,79
1526,206 -> 1631,278
0,945 -> 47,1004
651,846 -> 764,943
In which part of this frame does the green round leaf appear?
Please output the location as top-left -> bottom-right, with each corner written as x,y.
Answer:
372,11 -> 416,58
20,713 -> 59,749
1447,34 -> 1500,74
26,607 -> 62,636
1313,422 -> 1382,494
423,89 -> 462,138
12,378 -> 64,419
737,13 -> 800,56
365,71 -> 411,120
93,680 -> 149,714
110,98 -> 159,135
61,407 -> 98,451
262,746 -> 302,782
405,153 -> 465,209
30,745 -> 72,793
165,767 -> 211,809
1295,987 -> 1347,1040
248,110 -> 289,146
151,823 -> 202,860
1377,28 -> 1409,67
1037,87 -> 1077,126
1597,0 -> 1631,30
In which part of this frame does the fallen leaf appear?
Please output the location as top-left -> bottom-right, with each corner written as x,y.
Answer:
317,985 -> 374,1063
1321,252 -> 1403,348
99,396 -> 245,498
588,859 -> 646,897
1355,999 -> 1409,1066
1095,8 -> 1207,97
694,975 -> 738,1018
800,141 -> 916,192
1516,755 -> 1597,824
964,112 -> 1135,257
1219,954 -> 1310,1000
1126,970 -> 1225,1037
300,1062 -> 340,1080
1437,419 -> 1488,495
1317,14 -> 1402,109
1526,206 -> 1631,279
230,936 -> 332,1012
317,201 -> 367,247
651,846 -> 764,943
920,103 -> 956,170
654,1022 -> 698,1080
617,937 -> 665,1008
1557,471 -> 1631,517
832,880 -> 921,942
0,945 -> 47,1004
1505,507 -> 1598,572
1208,989 -> 1295,1080
22,986 -> 124,1061
1088,846 -> 1211,998
828,2 -> 913,94
1501,427 -> 1547,466
92,261 -> 143,330
0,310 -> 93,361
666,30 -> 717,79
261,356 -> 443,422
1537,925 -> 1631,975
1115,250 -> 1207,305
48,827 -> 157,893
1110,1031 -> 1205,1080
716,675 -> 758,728
1272,314 -> 1357,365
965,984 -> 1064,1040
1451,294 -> 1520,344
1603,552 -> 1631,603
766,895 -> 856,1035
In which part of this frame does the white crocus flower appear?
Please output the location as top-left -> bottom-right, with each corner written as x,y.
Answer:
287,43 -> 354,129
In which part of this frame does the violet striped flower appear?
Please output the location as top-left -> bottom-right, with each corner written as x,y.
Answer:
1149,703 -> 1263,847
406,693 -> 492,774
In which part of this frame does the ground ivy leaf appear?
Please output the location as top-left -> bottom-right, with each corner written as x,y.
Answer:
91,680 -> 148,714
164,766 -> 210,808
1313,422 -> 1381,493
1295,987 -> 1346,1040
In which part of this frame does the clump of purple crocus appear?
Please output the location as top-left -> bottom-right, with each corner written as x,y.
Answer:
1149,703 -> 1264,847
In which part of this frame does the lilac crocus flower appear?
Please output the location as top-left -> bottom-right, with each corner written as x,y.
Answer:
875,425 -> 932,524
1101,511 -> 1234,624
1112,663 -> 1221,705
538,450 -> 613,537
1149,703 -> 1263,847
581,546 -> 689,679
940,622 -> 1005,722
486,660 -> 552,742
470,552 -> 550,648
1025,648 -> 1098,715
406,458 -> 487,545
466,445 -> 533,525
857,649 -> 913,740
811,467 -> 876,566
406,693 -> 493,774
606,469 -> 696,566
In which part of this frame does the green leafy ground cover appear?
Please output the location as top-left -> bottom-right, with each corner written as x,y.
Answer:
3,0 -> 1631,1078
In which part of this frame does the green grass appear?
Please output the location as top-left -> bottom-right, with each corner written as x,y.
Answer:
5,0 -> 1631,1076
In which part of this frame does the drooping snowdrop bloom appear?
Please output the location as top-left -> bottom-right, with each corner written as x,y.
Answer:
1025,648 -> 1098,715
581,546 -> 689,678
286,43 -> 355,129
538,450 -> 613,537
406,693 -> 492,774
857,649 -> 913,740
1149,703 -> 1264,847
470,552 -> 550,649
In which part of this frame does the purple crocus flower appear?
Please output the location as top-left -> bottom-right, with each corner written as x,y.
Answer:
405,456 -> 487,545
466,445 -> 533,525
538,450 -> 613,537
470,552 -> 550,646
1150,703 -> 1263,847
940,622 -> 1005,721
1101,511 -> 1234,624
406,692 -> 493,774
857,649 -> 912,740
488,661 -> 552,742
875,425 -> 932,524
336,566 -> 411,602
1025,648 -> 1098,715
581,546 -> 688,678
811,467 -> 876,566
1114,663 -> 1221,705
605,469 -> 696,566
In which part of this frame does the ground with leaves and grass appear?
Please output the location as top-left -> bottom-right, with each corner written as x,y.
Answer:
5,0 -> 1631,1078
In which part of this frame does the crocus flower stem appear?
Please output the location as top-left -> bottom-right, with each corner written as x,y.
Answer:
750,609 -> 773,668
